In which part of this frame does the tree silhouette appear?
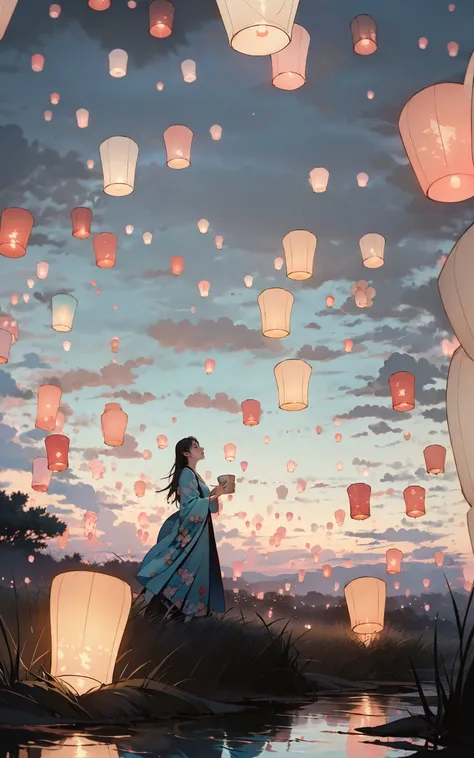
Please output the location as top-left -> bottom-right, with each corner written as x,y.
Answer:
0,490 -> 67,552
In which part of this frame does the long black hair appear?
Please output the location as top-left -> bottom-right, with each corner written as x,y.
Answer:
156,436 -> 198,506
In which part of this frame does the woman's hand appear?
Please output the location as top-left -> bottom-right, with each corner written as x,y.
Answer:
210,483 -> 226,499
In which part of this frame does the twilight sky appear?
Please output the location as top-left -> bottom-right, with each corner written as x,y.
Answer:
1,0 -> 473,595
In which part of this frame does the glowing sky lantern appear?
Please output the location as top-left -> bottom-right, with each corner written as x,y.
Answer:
204,358 -> 215,375
89,0 -> 110,8
283,229 -> 316,280
87,159 -> 94,169
447,41 -> 459,57
404,485 -> 426,518
337,461 -> 343,471
156,434 -> 168,449
216,0 -> 299,56
181,59 -> 196,82
286,460 -> 296,473
23,294 -> 29,303
63,340 -> 71,352
0,315 -> 18,344
345,577 -> 386,635
325,295 -> 335,307
198,280 -> 210,298
347,483 -> 371,520
244,274 -> 253,288
351,279 -> 376,308
44,110 -> 52,122
110,336 -> 120,353
298,568 -> 306,582
359,233 -> 385,268
423,444 -> 446,474
232,560 -> 243,579
101,403 -> 128,447
210,124 -> 223,140
240,460 -> 248,472
49,4 -> 61,18
258,288 -> 294,339
27,278 -> 34,289
335,433 -> 342,443
271,24 -> 310,90
224,442 -> 236,462
418,37 -> 428,49
99,136 -> 139,196
0,208 -> 34,258
241,399 -> 261,426
51,293 -> 77,332
0,0 -> 18,39
357,172 -> 369,187
446,347 -> 474,507
423,578 -> 431,589
149,0 -> 174,37
71,207 -> 92,239
31,53 -> 45,72
76,108 -> 89,128
389,371 -> 415,411
274,359 -> 312,411
404,431 -> 411,441
197,218 -> 209,234
334,509 -> 345,526
323,564 -> 332,578
315,425 -> 322,434
434,551 -> 444,567
156,80 -> 164,90
399,83 -> 474,202
272,257 -> 283,272
264,434 -> 270,444
134,480 -> 146,498
170,255 -> 184,275
109,48 -> 128,77
35,384 -> 61,431
45,433 -> 69,472
386,548 -> 403,574
10,293 -> 18,305
125,224 -> 134,235
343,339 -> 353,353
31,457 -> 53,493
163,125 -> 193,168
36,261 -> 49,279
309,167 -> 329,193
143,232 -> 152,245
350,15 -> 377,55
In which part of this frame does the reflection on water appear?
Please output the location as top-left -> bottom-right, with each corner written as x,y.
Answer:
1,694 -> 424,758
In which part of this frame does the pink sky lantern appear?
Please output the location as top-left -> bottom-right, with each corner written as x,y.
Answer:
49,4 -> 61,18
198,280 -> 210,298
215,235 -> 224,249
50,92 -> 60,104
232,560 -> 243,579
45,434 -> 70,472
138,512 -> 149,528
286,459 -> 296,473
394,581 -> 400,590
399,82 -> 474,202
31,457 -> 52,492
84,512 -> 98,541
309,167 -> 329,193
434,551 -> 444,567
325,295 -> 335,307
181,59 -> 196,82
216,0 -> 299,56
286,511 -> 293,522
264,434 -> 271,444
323,564 -> 332,578
89,0 -> 110,9
240,461 -> 248,472
101,402 -> 128,446
315,425 -> 322,434
210,124 -> 222,140
344,339 -> 353,353
389,371 -> 415,411
93,232 -> 118,268
347,482 -> 371,520
0,208 -> 34,258
156,434 -> 168,449
224,442 -> 236,462
31,53 -> 45,72
423,578 -> 431,589
418,37 -> 428,49
0,328 -> 12,364
386,548 -> 403,574
35,384 -> 62,432
0,315 -> 18,344
335,433 -> 342,442
57,528 -> 69,549
357,172 -> 369,187
163,125 -> 193,169
149,0 -> 174,37
10,293 -> 19,305
241,398 -> 261,426
404,485 -> 426,518
447,41 -> 459,57
205,358 -> 215,374
423,444 -> 446,474
134,480 -> 146,498
334,509 -> 345,526
271,24 -> 310,91
283,229 -> 317,280
76,108 -> 89,128
197,218 -> 209,234
110,336 -> 119,353
44,110 -> 52,122
404,431 -> 411,440
298,568 -> 306,582
350,14 -> 377,55
71,207 -> 92,239
170,255 -> 184,275
296,479 -> 307,492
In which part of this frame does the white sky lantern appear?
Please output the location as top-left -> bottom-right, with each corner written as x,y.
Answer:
446,346 -> 474,507
244,275 -> 253,288
438,222 -> 474,361
36,261 -> 49,279
109,49 -> 128,77
51,293 -> 77,332
0,0 -> 18,39
163,125 -> 193,169
76,108 -> 89,128
274,358 -> 312,411
198,218 -> 209,234
271,24 -> 310,90
399,82 -> 474,202
360,233 -> 385,268
274,256 -> 284,270
350,14 -> 377,56
99,136 -> 139,196
309,167 -> 329,193
283,229 -> 316,280
210,124 -> 222,140
125,224 -> 134,235
49,571 -> 132,696
344,577 -> 386,634
357,172 -> 369,187
181,59 -> 196,82
216,0 -> 299,56
258,288 -> 294,338
143,232 -> 152,245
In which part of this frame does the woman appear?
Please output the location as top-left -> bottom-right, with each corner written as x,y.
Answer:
136,437 -> 227,620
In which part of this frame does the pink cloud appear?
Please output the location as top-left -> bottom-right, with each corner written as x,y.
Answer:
184,391 -> 240,414
148,317 -> 283,354
58,358 -> 153,393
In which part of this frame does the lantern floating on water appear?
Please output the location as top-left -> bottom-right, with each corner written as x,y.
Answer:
241,399 -> 261,426
271,24 -> 310,90
149,0 -> 174,37
51,294 -> 77,332
101,403 -> 128,447
49,4 -> 61,17
31,53 -> 45,72
323,564 -> 332,578
197,218 -> 209,234
76,108 -> 89,128
283,229 -> 316,280
404,485 -> 426,518
360,233 -> 385,268
198,280 -> 210,297
71,207 -> 92,239
163,125 -> 193,169
143,232 -> 152,245
434,551 -> 444,567
345,577 -> 386,635
258,288 -> 294,339
45,433 -> 69,472
156,434 -> 168,449
389,371 -> 415,412
35,384 -> 61,432
446,347 -> 474,506
309,167 -> 329,193
134,480 -> 146,498
210,124 -> 222,140
350,15 -> 377,55
0,208 -> 34,259
274,359 -> 312,411
49,571 -> 131,696
357,172 -> 369,187
181,59 -> 196,82
399,82 -> 474,202
36,261 -> 49,279
344,339 -> 353,353
423,444 -> 446,474
216,0 -> 299,56
205,358 -> 215,374
347,483 -> 371,520
109,48 -> 128,77
0,329 -> 12,364
31,457 -> 52,492
224,442 -> 236,462
386,548 -> 403,574
170,255 -> 184,275
99,136 -> 139,196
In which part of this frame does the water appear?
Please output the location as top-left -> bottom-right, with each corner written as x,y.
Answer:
0,694 -> 425,757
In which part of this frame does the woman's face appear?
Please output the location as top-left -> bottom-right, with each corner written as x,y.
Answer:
187,438 -> 204,463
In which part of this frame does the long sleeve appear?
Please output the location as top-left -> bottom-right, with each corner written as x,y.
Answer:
179,467 -> 210,522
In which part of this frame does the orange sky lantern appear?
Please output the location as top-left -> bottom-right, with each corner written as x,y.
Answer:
389,371 -> 415,411
241,398 -> 261,426
404,485 -> 426,518
347,483 -> 371,520
351,14 -> 377,55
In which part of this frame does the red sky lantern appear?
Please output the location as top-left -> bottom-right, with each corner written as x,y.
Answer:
45,434 -> 70,472
149,0 -> 174,38
347,482 -> 371,520
389,371 -> 415,411
423,444 -> 446,474
404,485 -> 426,518
170,255 -> 184,275
71,207 -> 92,239
205,358 -> 215,375
334,509 -> 345,526
386,548 -> 403,574
93,232 -> 117,268
241,398 -> 261,426
0,208 -> 34,258
322,564 -> 332,578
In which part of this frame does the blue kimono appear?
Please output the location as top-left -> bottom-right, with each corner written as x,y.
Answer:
136,466 -> 225,619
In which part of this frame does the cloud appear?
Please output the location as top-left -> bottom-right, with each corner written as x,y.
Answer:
83,434 -> 143,460
58,358 -> 153,393
0,417 -> 38,470
148,317 -> 283,354
345,527 -> 440,544
184,391 -> 240,414
368,421 -> 403,435
349,352 -> 445,405
304,322 -> 321,330
0,369 -> 34,399
296,344 -> 343,361
102,390 -> 157,405
8,352 -> 52,370
339,404 -> 402,422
